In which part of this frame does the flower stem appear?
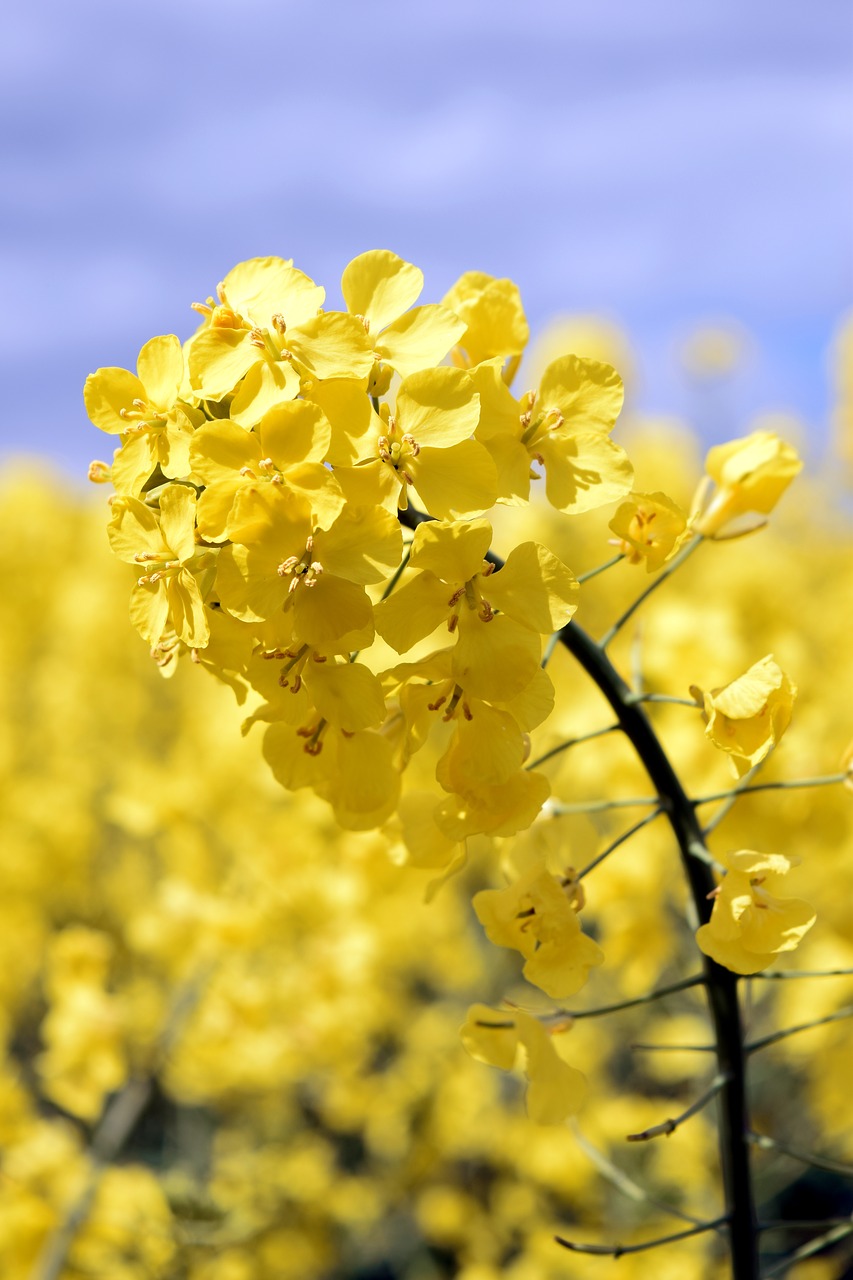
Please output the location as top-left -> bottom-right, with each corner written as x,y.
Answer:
598,534 -> 704,650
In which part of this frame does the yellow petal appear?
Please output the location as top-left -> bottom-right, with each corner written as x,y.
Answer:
136,335 -> 182,410
410,441 -> 498,521
377,305 -> 466,378
460,1004 -> 519,1070
313,505 -> 403,585
373,573 -> 450,653
341,249 -> 423,332
221,256 -> 324,328
84,367 -> 147,434
539,428 -> 634,515
409,518 -> 492,584
486,542 -> 579,633
395,367 -> 480,448
303,660 -> 386,732
229,359 -> 300,428
537,355 -> 624,433
515,1011 -> 586,1123
258,400 -> 332,467
291,575 -> 373,649
286,312 -> 374,381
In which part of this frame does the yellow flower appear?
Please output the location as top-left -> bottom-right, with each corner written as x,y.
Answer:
442,271 -> 529,371
608,490 -> 687,571
188,401 -> 342,541
342,249 -> 466,381
186,256 -> 373,418
461,1003 -> 585,1123
690,431 -> 802,536
696,850 -> 815,974
84,334 -> 200,493
691,655 -> 796,777
108,486 -> 212,648
471,355 -> 633,512
472,861 -> 604,998
374,517 -> 578,656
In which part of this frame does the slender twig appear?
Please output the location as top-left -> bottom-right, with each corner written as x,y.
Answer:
753,968 -> 853,981
632,1042 -> 716,1053
624,692 -> 701,708
749,1132 -> 853,1178
556,1216 -> 729,1256
760,1218 -> 853,1231
746,1006 -> 853,1054
598,534 -> 704,650
576,807 -> 664,879
379,544 -> 411,601
761,1220 -> 853,1278
626,1073 -> 730,1142
570,1123 -> 714,1229
549,795 -> 661,815
577,552 -> 625,585
702,757 -> 766,836
694,772 -> 849,806
526,722 -> 620,771
553,973 -> 706,1021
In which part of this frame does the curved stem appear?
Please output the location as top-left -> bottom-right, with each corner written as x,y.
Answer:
555,619 -> 759,1278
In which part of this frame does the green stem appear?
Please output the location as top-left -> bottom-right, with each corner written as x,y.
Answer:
554,973 -> 705,1020
556,1217 -> 729,1257
598,534 -> 704,650
624,692 -> 700,708
626,1073 -> 730,1142
576,807 -> 663,879
695,773 -> 849,805
549,795 -> 661,815
577,552 -> 625,584
526,722 -> 620,770
746,1005 -> 853,1053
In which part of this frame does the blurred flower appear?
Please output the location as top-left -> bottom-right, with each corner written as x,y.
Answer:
696,849 -> 815,975
691,654 -> 796,777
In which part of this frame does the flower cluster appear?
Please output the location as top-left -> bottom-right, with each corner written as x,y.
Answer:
85,251 -> 634,846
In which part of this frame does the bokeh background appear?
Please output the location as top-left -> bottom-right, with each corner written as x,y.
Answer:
2,0 -> 851,475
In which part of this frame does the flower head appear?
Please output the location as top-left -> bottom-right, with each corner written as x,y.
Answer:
696,849 -> 815,974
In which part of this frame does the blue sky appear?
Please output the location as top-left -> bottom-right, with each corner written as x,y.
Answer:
2,0 -> 851,476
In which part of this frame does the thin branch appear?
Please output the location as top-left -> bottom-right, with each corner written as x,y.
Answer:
576,807 -> 664,878
570,1123 -> 714,1229
749,1132 -> 853,1179
753,967 -> 853,981
746,1005 -> 853,1053
760,1218 -> 853,1231
626,1074 -> 730,1142
577,552 -> 625,585
761,1219 -> 853,1278
694,772 -> 849,806
548,795 -> 662,815
556,1216 -> 729,1257
553,973 -> 706,1021
526,721 -> 621,770
702,756 -> 767,836
624,692 -> 701,708
632,1042 -> 716,1053
598,534 -> 704,650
